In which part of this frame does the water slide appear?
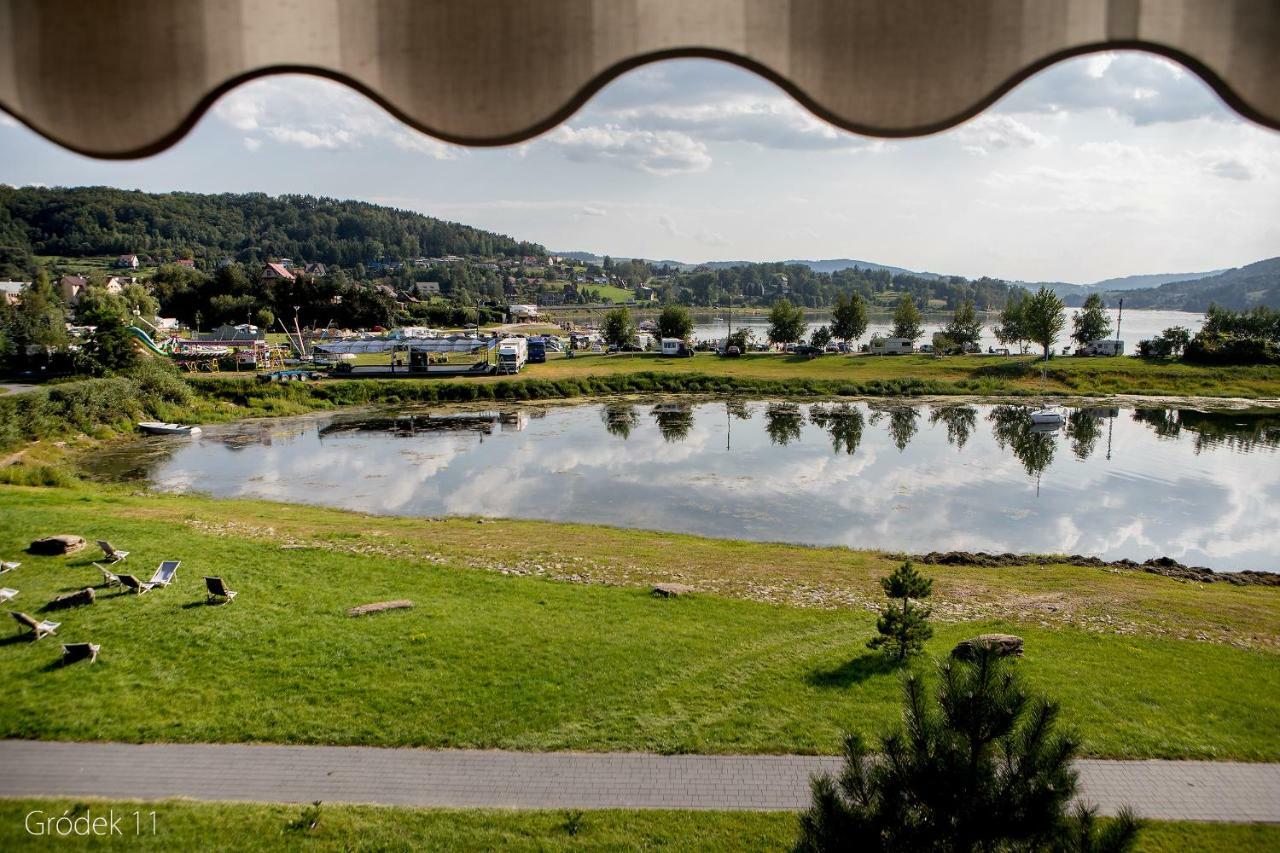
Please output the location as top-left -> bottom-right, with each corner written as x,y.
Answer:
127,326 -> 170,356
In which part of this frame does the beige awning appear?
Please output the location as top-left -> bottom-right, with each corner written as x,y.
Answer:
1,0 -> 1276,159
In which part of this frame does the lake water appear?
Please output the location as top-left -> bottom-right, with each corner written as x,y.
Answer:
91,399 -> 1280,572
691,309 -> 1204,351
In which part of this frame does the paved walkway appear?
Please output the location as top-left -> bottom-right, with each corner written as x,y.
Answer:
0,741 -> 1276,822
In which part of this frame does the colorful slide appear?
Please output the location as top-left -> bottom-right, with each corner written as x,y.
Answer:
127,326 -> 171,356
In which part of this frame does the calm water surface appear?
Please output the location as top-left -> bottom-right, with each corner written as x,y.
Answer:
92,400 -> 1280,571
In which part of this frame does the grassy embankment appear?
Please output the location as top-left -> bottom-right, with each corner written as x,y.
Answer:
0,800 -> 1276,852
1,485 -> 1276,758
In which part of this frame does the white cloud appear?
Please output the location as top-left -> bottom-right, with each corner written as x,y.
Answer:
242,136 -> 262,152
0,113 -> 18,128
581,205 -> 607,217
656,213 -> 729,247
953,114 -> 1051,156
998,52 -> 1223,125
212,76 -> 462,159
544,125 -> 711,175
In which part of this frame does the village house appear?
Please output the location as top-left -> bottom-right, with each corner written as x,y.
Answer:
57,274 -> 88,306
538,290 -> 565,306
175,258 -> 196,268
414,281 -> 441,297
260,262 -> 296,282
0,281 -> 28,305
303,262 -> 327,277
509,303 -> 539,322
115,253 -> 139,269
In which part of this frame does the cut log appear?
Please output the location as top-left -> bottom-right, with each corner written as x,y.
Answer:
651,583 -> 694,598
347,600 -> 414,617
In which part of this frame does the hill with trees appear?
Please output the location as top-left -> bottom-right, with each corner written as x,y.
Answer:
1094,258 -> 1280,311
0,186 -> 543,275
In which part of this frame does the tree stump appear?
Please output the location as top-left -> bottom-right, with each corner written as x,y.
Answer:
47,587 -> 95,610
950,634 -> 1024,661
29,535 -> 87,556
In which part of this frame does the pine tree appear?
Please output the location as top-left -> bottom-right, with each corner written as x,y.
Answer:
867,561 -> 932,660
795,646 -> 1142,852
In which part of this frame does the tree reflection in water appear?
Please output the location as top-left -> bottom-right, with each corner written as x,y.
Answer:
809,403 -> 866,456
988,405 -> 1056,479
601,402 -> 640,439
764,403 -> 805,446
1065,408 -> 1103,460
1132,408 -> 1280,454
871,405 -> 920,453
929,405 -> 977,450
651,402 -> 695,443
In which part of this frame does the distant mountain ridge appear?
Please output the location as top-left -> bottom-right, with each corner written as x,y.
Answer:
558,249 -> 1236,293
1089,257 -> 1280,311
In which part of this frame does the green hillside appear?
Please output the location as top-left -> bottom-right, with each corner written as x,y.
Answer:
0,186 -> 544,275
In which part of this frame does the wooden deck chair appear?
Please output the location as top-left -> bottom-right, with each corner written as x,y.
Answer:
204,576 -> 237,604
94,562 -> 122,587
61,642 -> 100,664
96,540 -> 129,563
117,574 -> 154,595
10,610 -> 59,640
148,560 -> 180,587
0,588 -> 17,604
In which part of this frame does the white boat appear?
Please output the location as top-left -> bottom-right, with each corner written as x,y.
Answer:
138,421 -> 202,436
1029,407 -> 1064,427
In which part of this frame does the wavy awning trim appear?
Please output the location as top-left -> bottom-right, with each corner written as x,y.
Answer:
1,0 -> 1277,159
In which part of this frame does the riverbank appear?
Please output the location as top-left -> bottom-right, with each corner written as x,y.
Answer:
3,354 -> 1278,455
1,484 -> 1275,759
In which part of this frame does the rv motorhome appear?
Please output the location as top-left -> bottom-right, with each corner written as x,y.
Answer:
497,337 -> 528,373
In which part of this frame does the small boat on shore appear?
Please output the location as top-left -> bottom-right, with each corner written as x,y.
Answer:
138,421 -> 202,436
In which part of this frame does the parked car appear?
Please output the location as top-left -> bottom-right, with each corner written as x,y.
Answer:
794,344 -> 823,357
724,345 -> 741,358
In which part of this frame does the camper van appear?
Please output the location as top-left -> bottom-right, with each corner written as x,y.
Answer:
497,337 -> 528,374
661,338 -> 694,358
869,337 -> 914,355
1077,339 -> 1124,357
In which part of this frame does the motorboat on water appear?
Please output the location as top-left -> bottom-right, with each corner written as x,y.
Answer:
138,421 -> 202,436
1029,406 -> 1064,427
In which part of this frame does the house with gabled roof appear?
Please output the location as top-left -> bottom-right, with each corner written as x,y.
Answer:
261,262 -> 296,282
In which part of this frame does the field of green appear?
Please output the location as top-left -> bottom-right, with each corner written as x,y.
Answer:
34,255 -> 162,279
0,800 -> 1275,852
1,485 -> 1275,758
516,352 -> 1280,398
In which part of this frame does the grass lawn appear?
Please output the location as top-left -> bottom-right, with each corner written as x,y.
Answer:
0,485 -> 1276,758
516,352 -> 1280,399
0,800 -> 1275,852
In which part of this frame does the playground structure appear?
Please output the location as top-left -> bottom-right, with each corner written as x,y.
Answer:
127,326 -> 287,373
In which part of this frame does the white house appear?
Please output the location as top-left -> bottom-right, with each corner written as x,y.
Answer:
0,281 -> 27,305
509,304 -> 539,321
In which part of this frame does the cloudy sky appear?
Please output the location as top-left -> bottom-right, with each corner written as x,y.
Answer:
2,52 -> 1278,283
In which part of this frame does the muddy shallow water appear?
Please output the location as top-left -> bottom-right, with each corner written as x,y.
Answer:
86,399 -> 1280,572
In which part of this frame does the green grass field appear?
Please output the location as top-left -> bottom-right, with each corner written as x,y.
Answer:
1,485 -> 1275,758
515,352 -> 1280,398
0,800 -> 1274,852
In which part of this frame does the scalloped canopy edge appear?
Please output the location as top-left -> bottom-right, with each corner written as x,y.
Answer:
0,0 -> 1276,159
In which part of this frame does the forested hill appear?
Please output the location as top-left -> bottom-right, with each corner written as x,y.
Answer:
1098,257 -> 1280,311
0,186 -> 544,269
